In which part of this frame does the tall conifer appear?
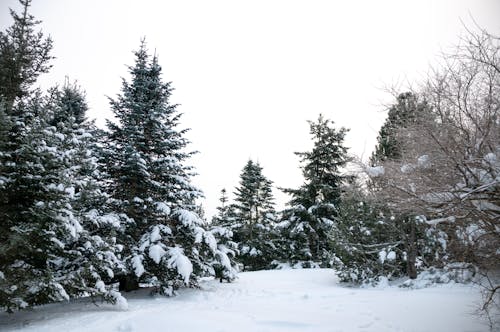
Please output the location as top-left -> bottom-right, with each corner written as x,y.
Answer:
231,160 -> 276,270
105,41 -> 221,294
279,115 -> 352,267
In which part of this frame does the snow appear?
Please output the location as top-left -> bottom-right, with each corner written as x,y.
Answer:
417,154 -> 430,168
0,269 -> 490,332
386,251 -> 396,261
132,197 -> 143,203
378,250 -> 387,263
426,216 -> 456,225
174,209 -> 202,227
166,247 -> 193,284
155,202 -> 170,215
366,165 -> 385,177
95,281 -> 106,293
149,226 -> 161,242
203,231 -> 217,252
484,152 -> 496,163
131,255 -> 145,278
96,213 -> 122,228
54,133 -> 65,141
400,163 -> 414,173
109,290 -> 128,311
52,283 -> 69,302
148,244 -> 166,264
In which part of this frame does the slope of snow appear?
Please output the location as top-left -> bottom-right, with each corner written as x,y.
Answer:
0,269 -> 490,332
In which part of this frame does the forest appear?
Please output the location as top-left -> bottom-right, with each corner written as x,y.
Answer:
0,0 -> 498,326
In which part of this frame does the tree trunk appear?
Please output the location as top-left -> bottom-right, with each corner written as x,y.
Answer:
407,218 -> 418,279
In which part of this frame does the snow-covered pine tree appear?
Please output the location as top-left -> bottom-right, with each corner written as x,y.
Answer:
231,160 -> 277,271
0,93 -> 69,311
278,115 -> 352,267
210,189 -> 239,281
0,0 -> 53,113
44,82 -> 126,305
370,92 -> 429,165
0,0 -> 76,311
329,182 -> 405,284
104,41 -> 221,295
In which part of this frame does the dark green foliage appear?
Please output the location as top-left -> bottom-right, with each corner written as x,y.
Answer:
0,0 -> 53,111
278,115 -> 352,267
0,1 -> 62,311
104,41 -> 219,294
331,185 -> 448,284
210,189 -> 239,281
286,115 -> 352,210
330,185 -> 404,283
0,93 -> 74,311
0,1 -> 126,310
0,83 -> 126,311
229,160 -> 277,271
370,92 -> 429,165
45,83 -> 125,302
332,92 -> 447,284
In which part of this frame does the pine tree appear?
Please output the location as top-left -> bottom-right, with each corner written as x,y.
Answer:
45,83 -> 126,305
330,183 -> 405,284
370,92 -> 429,165
104,41 -> 220,295
367,92 -> 443,280
231,160 -> 277,271
210,189 -> 239,281
278,115 -> 352,267
0,1 -> 72,311
0,92 -> 77,311
0,0 -> 53,112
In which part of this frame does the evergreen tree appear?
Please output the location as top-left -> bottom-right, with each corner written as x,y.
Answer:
0,83 -> 127,311
45,83 -> 126,304
231,160 -> 277,271
0,0 -> 53,112
278,115 -> 352,267
370,92 -> 429,165
365,92 -> 443,280
210,189 -> 239,281
104,41 -> 220,294
330,183 -> 405,284
0,1 -> 72,311
0,94 -> 60,311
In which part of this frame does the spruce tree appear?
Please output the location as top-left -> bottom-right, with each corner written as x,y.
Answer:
366,92 -> 442,280
231,160 -> 277,271
45,83 -> 126,304
210,189 -> 239,281
0,0 -> 53,112
0,0 -> 70,311
104,41 -> 220,294
330,183 -> 405,284
278,115 -> 352,267
370,92 -> 428,165
0,93 -> 63,311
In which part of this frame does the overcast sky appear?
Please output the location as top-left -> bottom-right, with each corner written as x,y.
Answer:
1,0 -> 499,218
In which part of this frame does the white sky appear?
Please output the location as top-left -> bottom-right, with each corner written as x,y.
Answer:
1,0 -> 499,219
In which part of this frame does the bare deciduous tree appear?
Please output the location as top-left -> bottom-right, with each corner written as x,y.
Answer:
367,27 -> 499,323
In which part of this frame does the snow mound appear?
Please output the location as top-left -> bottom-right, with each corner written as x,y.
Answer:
402,264 -> 477,289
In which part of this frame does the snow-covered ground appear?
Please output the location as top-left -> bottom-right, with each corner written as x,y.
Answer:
0,269 -> 490,332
